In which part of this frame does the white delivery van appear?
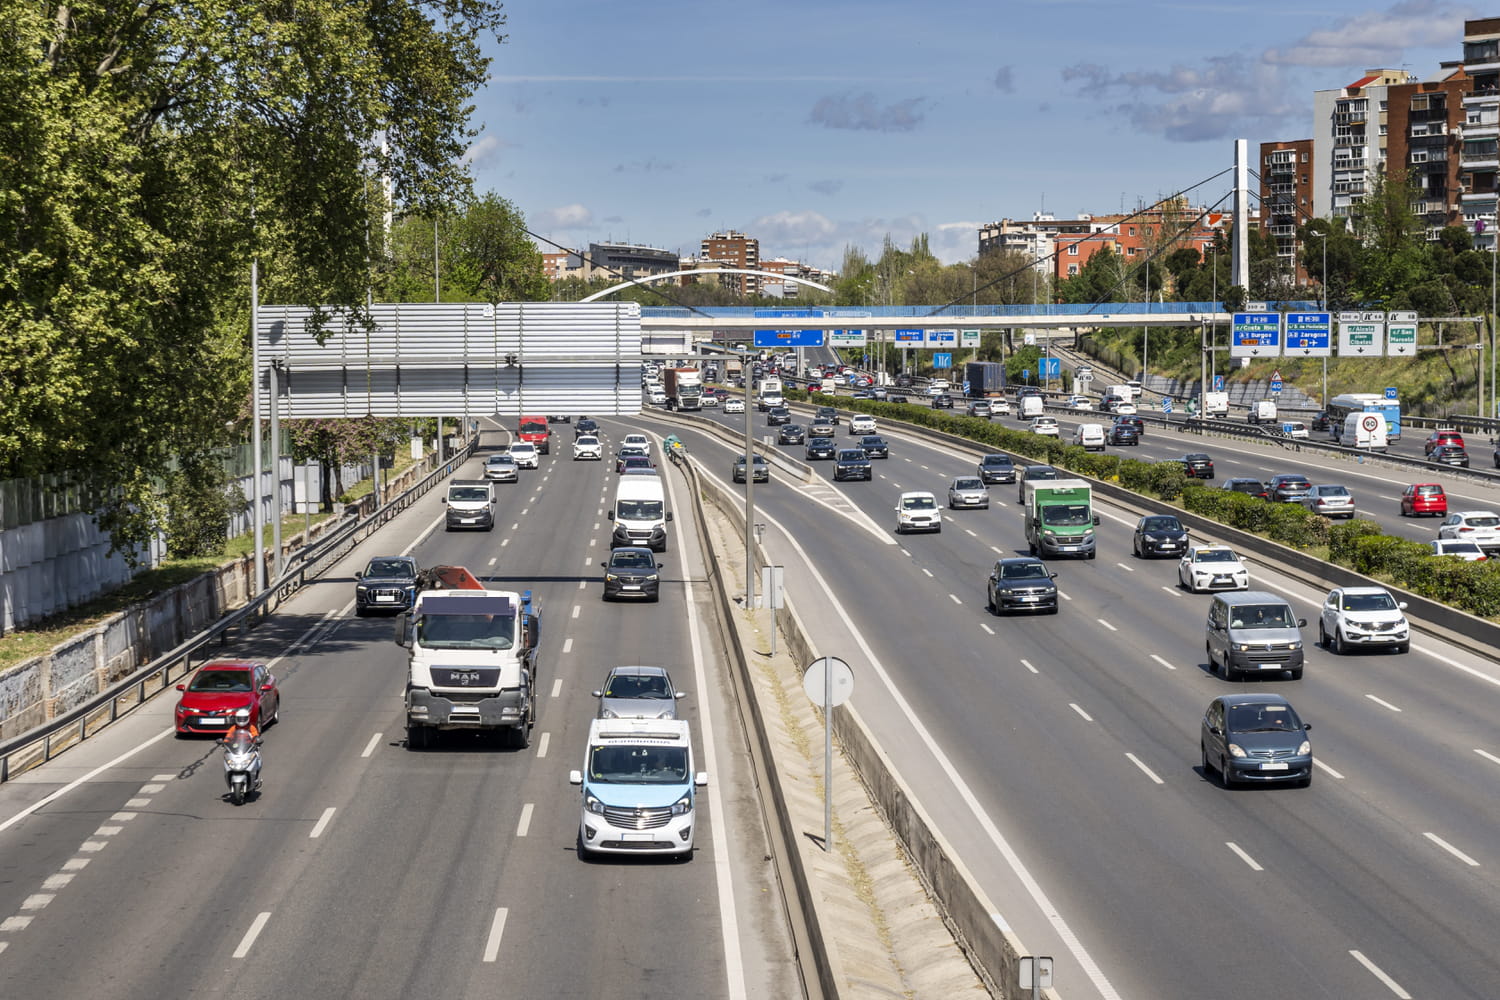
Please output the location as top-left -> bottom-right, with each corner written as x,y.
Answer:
1071,423 -> 1107,451
1248,399 -> 1278,424
1341,411 -> 1389,452
569,718 -> 707,859
1020,395 -> 1045,419
608,475 -> 672,551
1202,391 -> 1230,417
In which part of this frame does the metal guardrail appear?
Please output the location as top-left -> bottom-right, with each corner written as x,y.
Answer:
0,435 -> 479,783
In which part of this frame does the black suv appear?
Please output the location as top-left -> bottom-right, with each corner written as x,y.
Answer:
977,453 -> 1017,484
1113,414 -> 1146,438
1178,453 -> 1215,479
354,556 -> 419,616
833,449 -> 872,481
986,557 -> 1058,615
777,423 -> 806,445
766,406 -> 792,426
805,436 -> 836,460
575,417 -> 599,437
814,405 -> 840,426
1109,421 -> 1140,446
1267,474 -> 1312,502
602,547 -> 662,602
859,435 -> 889,459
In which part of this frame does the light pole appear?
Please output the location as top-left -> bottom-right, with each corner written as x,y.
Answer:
1310,230 -> 1328,407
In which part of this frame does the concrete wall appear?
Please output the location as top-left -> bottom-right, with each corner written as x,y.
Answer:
0,511 -> 166,634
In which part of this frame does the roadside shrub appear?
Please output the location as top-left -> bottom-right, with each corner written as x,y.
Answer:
1327,518 -> 1384,566
1265,503 -> 1329,549
1115,458 -> 1158,493
1349,534 -> 1422,576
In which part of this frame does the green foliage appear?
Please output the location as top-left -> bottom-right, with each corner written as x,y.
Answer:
164,457 -> 246,559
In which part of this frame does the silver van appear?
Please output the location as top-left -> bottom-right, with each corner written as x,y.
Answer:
1205,591 -> 1307,681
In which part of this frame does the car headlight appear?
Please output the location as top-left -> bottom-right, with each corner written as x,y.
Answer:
585,794 -> 606,815
1236,643 -> 1252,651
670,793 -> 693,816
1042,529 -> 1056,537
355,585 -> 368,593
605,574 -> 618,582
1289,641 -> 1302,650
1297,741 -> 1311,756
1227,744 -> 1247,758
599,709 -> 618,719
645,574 -> 659,582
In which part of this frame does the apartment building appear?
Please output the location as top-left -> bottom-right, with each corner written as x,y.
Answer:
1312,69 -> 1413,221
1463,17 -> 1500,247
1259,139 -> 1315,280
1387,64 -> 1468,240
700,231 -> 761,294
979,214 -> 1103,271
1048,205 -> 1223,284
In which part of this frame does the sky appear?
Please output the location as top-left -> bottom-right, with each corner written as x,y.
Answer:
463,0 -> 1482,273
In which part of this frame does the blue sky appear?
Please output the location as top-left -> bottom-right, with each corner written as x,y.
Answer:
463,0 -> 1479,272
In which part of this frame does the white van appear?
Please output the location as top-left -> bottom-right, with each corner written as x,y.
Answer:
608,475 -> 672,551
1247,399 -> 1278,424
1071,423 -> 1106,451
1020,395 -> 1045,419
1341,411 -> 1388,452
569,718 -> 707,859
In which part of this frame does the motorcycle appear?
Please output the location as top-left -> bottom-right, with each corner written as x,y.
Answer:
219,730 -> 263,805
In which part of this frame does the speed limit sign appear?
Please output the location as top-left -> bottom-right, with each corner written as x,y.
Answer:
1361,415 -> 1379,432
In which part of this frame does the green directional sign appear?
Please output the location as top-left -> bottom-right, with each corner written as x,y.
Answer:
1337,311 -> 1385,357
1387,311 -> 1417,357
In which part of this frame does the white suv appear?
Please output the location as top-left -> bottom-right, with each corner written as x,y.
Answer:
895,491 -> 942,534
573,435 -> 603,461
1438,510 -> 1500,550
621,433 -> 652,455
508,442 -> 540,468
849,414 -> 877,435
1318,586 -> 1410,654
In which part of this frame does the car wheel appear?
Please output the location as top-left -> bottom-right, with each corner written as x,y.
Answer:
1318,621 -> 1328,648
1289,666 -> 1304,680
1201,742 -> 1216,778
934,525 -> 942,533
269,700 -> 280,726
354,606 -> 367,618
982,503 -> 990,510
1331,629 -> 1345,655
1220,757 -> 1236,788
986,590 -> 996,614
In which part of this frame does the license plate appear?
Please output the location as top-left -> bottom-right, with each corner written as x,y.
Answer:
1160,543 -> 1177,549
1020,595 -> 1039,602
1260,762 -> 1289,771
375,595 -> 396,603
199,717 -> 224,725
1060,545 -> 1078,551
622,585 -> 641,590
622,832 -> 654,842
461,517 -> 477,524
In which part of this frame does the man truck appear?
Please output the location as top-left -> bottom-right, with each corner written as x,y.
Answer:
1023,479 -> 1099,559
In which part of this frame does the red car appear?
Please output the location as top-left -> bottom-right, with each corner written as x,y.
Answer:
174,660 -> 280,735
1424,429 -> 1464,455
1400,483 -> 1448,517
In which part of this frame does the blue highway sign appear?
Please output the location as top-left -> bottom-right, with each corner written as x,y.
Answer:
1285,312 -> 1332,357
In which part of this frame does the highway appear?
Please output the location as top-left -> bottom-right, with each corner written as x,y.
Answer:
649,395 -> 1500,1000
0,421 -> 799,1000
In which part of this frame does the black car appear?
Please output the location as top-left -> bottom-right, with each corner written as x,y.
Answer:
1222,478 -> 1269,500
1108,421 -> 1140,446
1178,453 -> 1215,479
354,555 -> 419,615
1132,515 -> 1189,559
1430,444 -> 1470,468
1267,473 -> 1312,503
732,454 -> 770,483
986,557 -> 1059,615
575,417 -> 599,437
977,453 -> 1017,484
1310,410 -> 1330,432
894,373 -> 914,388
833,448 -> 872,481
887,393 -> 909,404
547,414 -> 571,424
931,394 -> 954,409
766,406 -> 792,426
1016,464 -> 1060,503
602,547 -> 662,602
1114,414 -> 1146,438
777,423 -> 806,445
805,436 -> 837,460
858,435 -> 889,459
1201,693 -> 1312,788
814,405 -> 840,426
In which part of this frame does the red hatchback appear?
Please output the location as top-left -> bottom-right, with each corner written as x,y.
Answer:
1400,483 -> 1448,517
174,660 -> 280,735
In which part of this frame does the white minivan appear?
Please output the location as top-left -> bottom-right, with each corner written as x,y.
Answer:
1020,395 -> 1045,419
569,718 -> 707,859
1340,411 -> 1389,452
608,475 -> 672,552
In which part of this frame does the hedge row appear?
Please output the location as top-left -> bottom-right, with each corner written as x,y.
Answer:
795,390 -> 1500,619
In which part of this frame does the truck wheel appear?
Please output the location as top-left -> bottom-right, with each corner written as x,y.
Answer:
406,723 -> 428,750
510,720 -> 531,750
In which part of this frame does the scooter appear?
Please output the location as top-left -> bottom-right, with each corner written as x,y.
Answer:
220,731 -> 263,805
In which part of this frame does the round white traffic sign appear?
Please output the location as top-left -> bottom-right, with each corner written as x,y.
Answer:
1361,415 -> 1379,432
804,657 -> 854,708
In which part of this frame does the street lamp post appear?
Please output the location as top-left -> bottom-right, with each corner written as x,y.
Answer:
1311,230 -> 1329,408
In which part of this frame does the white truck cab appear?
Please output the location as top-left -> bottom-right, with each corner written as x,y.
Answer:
569,718 -> 707,858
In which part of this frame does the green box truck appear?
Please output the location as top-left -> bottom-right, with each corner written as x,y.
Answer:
1023,478 -> 1099,559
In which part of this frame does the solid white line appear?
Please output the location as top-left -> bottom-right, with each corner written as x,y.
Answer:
1020,658 -> 1038,674
1314,758 -> 1346,779
571,605 -> 581,619
1474,748 -> 1500,767
0,727 -> 175,834
309,807 -> 336,839
233,912 -> 272,959
980,624 -> 995,635
360,733 -> 381,758
948,593 -> 961,605
537,732 -> 550,758
1125,753 -> 1165,785
482,907 -> 508,963
1349,950 -> 1412,998
1424,831 -> 1480,867
1096,618 -> 1117,632
1069,703 -> 1094,722
1365,694 -> 1402,713
516,803 -> 534,838
1115,562 -> 1134,572
1149,654 -> 1176,671
921,567 -> 933,578
965,528 -> 977,537
550,678 -> 563,697
1225,842 -> 1263,871
1161,585 -> 1179,596
562,637 -> 573,654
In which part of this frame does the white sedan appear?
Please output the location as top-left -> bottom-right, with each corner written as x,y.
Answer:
1177,545 -> 1249,593
572,435 -> 603,461
1029,416 -> 1060,437
1066,395 -> 1093,410
508,442 -> 540,469
1112,401 -> 1138,415
724,397 -> 745,414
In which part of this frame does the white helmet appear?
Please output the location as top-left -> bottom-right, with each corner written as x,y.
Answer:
233,708 -> 251,727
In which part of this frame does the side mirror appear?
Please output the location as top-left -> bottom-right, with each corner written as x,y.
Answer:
1049,572 -> 1058,579
568,770 -> 583,786
260,683 -> 274,692
1303,723 -> 1312,731
694,772 -> 709,787
176,683 -> 186,692
675,691 -> 687,700
1398,601 -> 1409,610
591,689 -> 603,698
1208,725 -> 1222,736
354,571 -> 363,580
606,510 -> 614,520
655,562 -> 664,570
1297,618 -> 1308,628
1092,514 -> 1101,526
395,613 -> 410,647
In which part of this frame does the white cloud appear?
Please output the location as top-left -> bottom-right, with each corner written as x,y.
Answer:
808,92 -> 929,132
533,203 -> 593,230
1264,0 -> 1472,67
462,134 -> 509,168
741,211 -> 981,269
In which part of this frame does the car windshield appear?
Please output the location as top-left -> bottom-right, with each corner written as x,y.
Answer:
603,675 -> 669,698
1229,604 -> 1293,629
365,559 -> 413,577
189,669 -> 253,693
1026,468 -> 1058,479
902,496 -> 936,510
1227,704 -> 1303,733
862,437 -> 883,445
576,436 -> 598,446
449,487 -> 489,502
486,456 -> 512,466
1001,563 -> 1049,580
1041,504 -> 1090,526
1195,549 -> 1238,563
1341,592 -> 1397,612
1142,517 -> 1181,531
982,456 -> 1011,467
616,500 -> 663,521
954,479 -> 984,490
619,447 -> 647,458
1231,481 -> 1262,491
509,444 -> 535,454
415,611 -> 515,650
609,551 -> 655,570
587,744 -> 689,784
838,451 -> 865,461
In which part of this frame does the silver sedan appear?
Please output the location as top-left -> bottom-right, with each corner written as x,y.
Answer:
947,477 -> 990,510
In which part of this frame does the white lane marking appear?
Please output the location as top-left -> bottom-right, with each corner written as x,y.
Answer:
980,624 -> 995,635
1314,759 -> 1346,779
750,503 -> 1118,999
1059,591 -> 1072,601
1350,950 -> 1412,998
921,567 -> 933,578
93,825 -> 122,837
584,557 -> 593,566
110,812 -> 137,822
61,859 -> 89,872
1097,619 -> 1117,632
1474,748 -> 1500,766
483,907 -> 509,963
1125,753 -> 1165,785
151,774 -> 175,782
501,539 -> 509,547
1226,842 -> 1263,871
138,783 -> 165,794
899,547 -> 911,557
571,605 -> 581,619
1069,703 -> 1094,722
488,557 -> 498,566
43,873 -> 74,890
124,798 -> 150,808
1365,694 -> 1402,713
578,580 -> 586,590
21,894 -> 53,911
1150,654 -> 1176,671
965,528 -> 977,537
510,523 -> 519,531
1020,659 -> 1039,674
0,916 -> 33,931
589,538 -> 596,547
1161,586 -> 1179,596
562,637 -> 573,654
549,678 -> 563,698
521,508 -> 529,516
537,732 -> 550,758
948,594 -> 961,605
79,841 -> 107,853
309,807 -> 336,839
516,803 -> 534,838
233,912 -> 272,959
990,545 -> 1003,554
360,733 -> 381,758
1424,832 -> 1480,867
0,727 -> 175,833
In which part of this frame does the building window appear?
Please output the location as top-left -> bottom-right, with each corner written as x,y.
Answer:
1067,264 -> 1079,276
1067,244 -> 1078,255
1128,226 -> 1135,236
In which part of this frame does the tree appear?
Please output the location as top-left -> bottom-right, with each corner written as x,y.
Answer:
286,418 -> 410,512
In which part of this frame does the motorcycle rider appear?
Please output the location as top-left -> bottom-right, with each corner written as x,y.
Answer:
221,708 -> 263,791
